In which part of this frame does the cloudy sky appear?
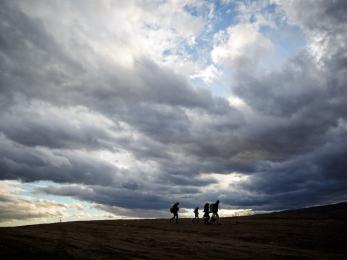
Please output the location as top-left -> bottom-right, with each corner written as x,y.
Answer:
1,0 -> 346,226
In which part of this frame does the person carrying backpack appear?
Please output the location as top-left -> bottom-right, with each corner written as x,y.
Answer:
203,203 -> 210,224
209,203 -> 215,223
170,202 -> 179,223
211,200 -> 220,224
192,206 -> 200,223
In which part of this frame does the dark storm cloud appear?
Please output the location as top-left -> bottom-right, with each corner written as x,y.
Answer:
219,0 -> 347,209
0,134 -> 124,186
37,182 -> 208,212
164,175 -> 217,187
284,0 -> 347,31
0,0 -> 215,113
0,102 -> 121,150
0,1 -> 83,107
0,0 -> 239,153
37,184 -> 171,210
236,139 -> 347,210
0,0 -> 346,214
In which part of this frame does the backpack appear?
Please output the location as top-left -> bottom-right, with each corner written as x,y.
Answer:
210,203 -> 215,212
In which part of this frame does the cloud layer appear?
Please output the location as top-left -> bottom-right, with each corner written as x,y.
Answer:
0,0 -> 346,222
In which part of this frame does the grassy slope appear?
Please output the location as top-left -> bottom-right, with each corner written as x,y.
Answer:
0,203 -> 347,259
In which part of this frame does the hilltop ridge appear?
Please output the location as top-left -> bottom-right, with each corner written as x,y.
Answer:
1,202 -> 346,259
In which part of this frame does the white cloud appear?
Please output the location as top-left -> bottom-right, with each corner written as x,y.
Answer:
190,64 -> 220,84
211,23 -> 273,67
16,0 -> 207,74
227,96 -> 251,112
199,172 -> 249,192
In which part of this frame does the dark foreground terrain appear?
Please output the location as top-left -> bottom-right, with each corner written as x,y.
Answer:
1,203 -> 347,259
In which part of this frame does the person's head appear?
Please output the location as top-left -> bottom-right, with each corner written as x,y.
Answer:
216,200 -> 219,204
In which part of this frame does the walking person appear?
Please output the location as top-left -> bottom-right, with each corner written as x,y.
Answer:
169,202 -> 179,224
203,203 -> 210,224
211,200 -> 220,224
209,203 -> 215,223
192,206 -> 200,223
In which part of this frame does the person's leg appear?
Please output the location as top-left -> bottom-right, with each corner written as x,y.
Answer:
211,213 -> 216,223
204,213 -> 209,224
170,213 -> 176,223
216,213 -> 220,223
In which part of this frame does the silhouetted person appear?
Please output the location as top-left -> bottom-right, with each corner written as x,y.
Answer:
203,203 -> 210,224
192,206 -> 199,223
211,200 -> 220,224
170,202 -> 179,223
209,203 -> 215,223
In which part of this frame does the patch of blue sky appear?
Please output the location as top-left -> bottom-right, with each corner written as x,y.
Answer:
181,1 -> 238,63
261,2 -> 277,15
260,24 -> 307,67
191,73 -> 231,98
213,0 -> 240,31
185,39 -> 210,63
209,79 -> 232,98
183,0 -> 306,96
183,2 -> 200,17
162,49 -> 172,56
189,77 -> 203,87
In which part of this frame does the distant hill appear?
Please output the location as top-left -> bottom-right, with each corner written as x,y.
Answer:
261,201 -> 347,219
282,201 -> 347,214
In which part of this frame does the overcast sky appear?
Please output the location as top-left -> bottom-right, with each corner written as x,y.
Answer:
1,0 -> 346,226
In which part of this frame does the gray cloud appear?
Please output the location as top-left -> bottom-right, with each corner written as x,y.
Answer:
37,184 -> 171,210
0,134 -> 122,186
0,0 -> 346,216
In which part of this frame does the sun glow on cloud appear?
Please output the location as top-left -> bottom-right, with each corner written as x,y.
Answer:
0,181 -> 115,227
1,0 -> 347,226
200,172 -> 249,191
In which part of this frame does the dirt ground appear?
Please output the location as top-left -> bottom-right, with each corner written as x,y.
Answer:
0,211 -> 346,259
